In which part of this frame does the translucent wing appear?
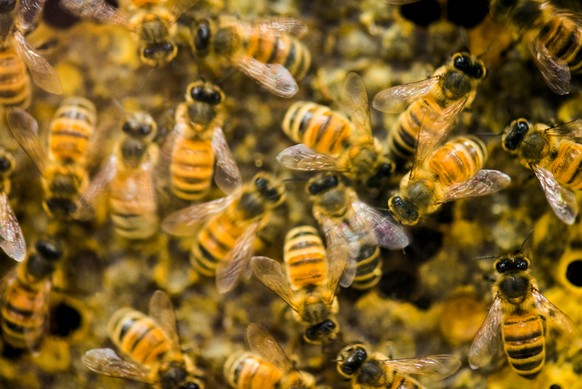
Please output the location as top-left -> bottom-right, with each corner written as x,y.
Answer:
216,221 -> 259,294
528,38 -> 571,95
341,72 -> 373,140
381,354 -> 461,380
325,238 -> 348,302
13,31 -> 63,95
74,154 -> 118,221
234,56 -> 299,98
250,256 -> 301,312
372,76 -> 440,113
161,195 -> 233,236
149,290 -> 180,350
545,119 -> 582,140
59,0 -> 128,26
249,17 -> 308,36
82,348 -> 151,383
532,165 -> 577,225
276,144 -> 345,172
469,297 -> 503,369
0,192 -> 26,262
246,323 -> 294,371
211,127 -> 242,195
350,200 -> 410,250
438,170 -> 512,204
6,107 -> 48,173
532,288 -> 579,336
320,216 -> 359,288
17,0 -> 47,30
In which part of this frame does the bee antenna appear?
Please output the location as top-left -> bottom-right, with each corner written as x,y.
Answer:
516,229 -> 534,254
216,68 -> 238,86
471,254 -> 499,261
473,132 -> 501,137
111,97 -> 127,115
283,177 -> 308,183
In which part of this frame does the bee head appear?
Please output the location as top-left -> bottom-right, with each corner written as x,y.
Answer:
337,344 -> 368,377
193,19 -> 211,55
452,52 -> 486,80
160,361 -> 202,389
140,41 -> 178,68
366,161 -> 395,188
0,0 -> 16,13
122,112 -> 158,142
502,118 -> 530,152
187,81 -> 224,105
495,253 -> 530,274
304,319 -> 339,344
26,239 -> 63,280
0,151 -> 15,175
254,173 -> 285,205
307,173 -> 340,196
388,195 -> 419,225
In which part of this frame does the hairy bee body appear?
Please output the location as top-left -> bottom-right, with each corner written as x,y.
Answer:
352,245 -> 382,290
428,134 -> 488,186
0,46 -> 29,108
539,140 -> 582,190
284,225 -> 327,289
170,138 -> 214,200
224,352 -> 284,388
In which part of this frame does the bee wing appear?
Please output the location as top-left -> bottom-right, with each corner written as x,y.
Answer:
351,200 -> 410,250
246,323 -> 295,371
215,221 -> 259,294
468,297 -> 503,369
527,38 -> 571,95
372,76 -> 440,113
59,0 -> 128,26
234,56 -> 299,98
161,194 -> 233,236
0,192 -> 26,262
531,288 -> 579,336
149,290 -> 180,350
211,127 -> 242,195
544,119 -> 582,141
248,17 -> 308,37
341,72 -> 373,141
438,170 -> 512,204
250,256 -> 301,312
320,216 -> 359,288
74,154 -> 118,220
13,31 -> 63,95
532,165 -> 577,225
325,238 -> 349,299
6,107 -> 48,173
82,348 -> 151,383
17,0 -> 47,30
380,354 -> 461,380
277,144 -> 345,172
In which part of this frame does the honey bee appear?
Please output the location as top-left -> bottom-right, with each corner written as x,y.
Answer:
188,15 -> 311,98
336,343 -> 461,389
82,290 -> 204,388
502,118 -> 582,225
388,135 -> 511,225
7,97 -> 98,219
250,225 -> 343,344
351,244 -> 382,290
0,239 -> 63,351
162,162 -> 286,294
224,323 -> 315,389
277,72 -> 395,186
469,252 -> 578,379
306,173 -> 409,287
373,52 -> 486,169
0,149 -> 25,262
489,0 -> 582,95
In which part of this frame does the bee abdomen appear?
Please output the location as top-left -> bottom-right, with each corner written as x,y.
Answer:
538,15 -> 582,73
224,352 -> 282,388
109,179 -> 158,240
247,34 -> 310,80
548,141 -> 582,189
284,226 -> 327,289
502,313 -> 546,379
429,136 -> 487,186
352,245 -> 381,290
0,48 -> 30,108
170,138 -> 215,200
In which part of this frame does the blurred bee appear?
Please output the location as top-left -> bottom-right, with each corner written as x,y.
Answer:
188,15 -> 311,98
7,97 -> 98,219
224,323 -> 315,389
373,52 -> 486,170
306,173 -> 409,287
388,135 -> 511,225
0,239 -> 63,351
250,225 -> 343,344
0,149 -> 25,262
82,290 -> 204,388
277,72 -> 395,187
489,0 -> 582,95
351,245 -> 382,290
469,251 -> 578,379
336,343 -> 461,389
162,162 -> 286,294
502,118 -> 582,225
0,0 -> 62,108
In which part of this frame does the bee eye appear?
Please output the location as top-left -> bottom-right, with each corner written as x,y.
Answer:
162,42 -> 174,53
0,156 -> 12,172
190,86 -> 204,101
142,47 -> 155,58
181,384 -> 200,389
255,177 -> 267,191
138,125 -> 152,136
122,122 -> 132,134
0,0 -> 16,12
516,120 -> 529,133
195,20 -> 211,52
516,258 -> 529,270
495,260 -> 509,273
36,240 -> 63,261
209,91 -> 222,105
264,188 -> 280,202
453,54 -> 469,70
324,174 -> 339,187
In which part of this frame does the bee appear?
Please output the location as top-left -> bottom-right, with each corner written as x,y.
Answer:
0,149 -> 25,262
7,97 -> 98,219
0,239 -> 63,351
224,323 -> 315,389
277,72 -> 395,187
489,0 -> 582,95
168,80 -> 238,201
306,172 -> 409,287
373,52 -> 486,170
336,343 -> 461,389
351,244 -> 382,290
250,225 -> 343,344
469,252 -> 578,379
388,135 -> 511,225
82,290 -> 204,388
189,15 -> 311,98
501,118 -> 582,225
162,162 -> 286,294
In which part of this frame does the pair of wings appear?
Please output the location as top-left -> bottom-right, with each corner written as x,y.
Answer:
82,290 -> 184,383
468,288 -> 579,369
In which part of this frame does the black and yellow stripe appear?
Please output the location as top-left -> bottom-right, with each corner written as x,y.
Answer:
171,137 -> 215,201
502,312 -> 546,379
352,245 -> 382,290
284,226 -> 327,290
428,135 -> 487,186
0,47 -> 30,108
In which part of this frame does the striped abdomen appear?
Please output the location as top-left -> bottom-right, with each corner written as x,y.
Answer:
170,137 -> 215,200
108,308 -> 172,366
352,245 -> 381,290
283,102 -> 353,155
49,96 -> 97,164
389,373 -> 422,389
502,312 -> 546,379
535,11 -> 582,73
543,140 -> 582,190
284,225 -> 327,290
428,136 -> 487,186
224,352 -> 282,389
0,47 -> 30,108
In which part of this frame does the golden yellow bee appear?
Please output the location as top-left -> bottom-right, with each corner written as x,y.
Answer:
188,15 -> 311,98
388,135 -> 511,225
82,290 -> 204,388
250,225 -> 342,344
277,72 -> 394,186
373,52 -> 486,170
489,0 -> 582,95
162,161 -> 286,294
224,323 -> 315,389
336,343 -> 461,389
0,149 -> 25,262
0,239 -> 63,352
469,252 -> 578,379
502,118 -> 582,225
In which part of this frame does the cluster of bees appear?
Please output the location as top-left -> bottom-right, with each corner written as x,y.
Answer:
0,0 -> 580,388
